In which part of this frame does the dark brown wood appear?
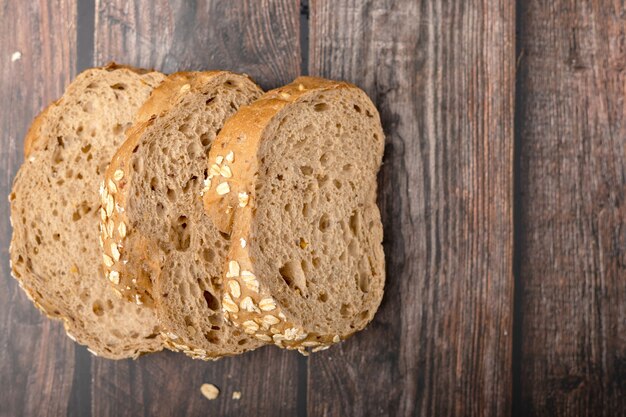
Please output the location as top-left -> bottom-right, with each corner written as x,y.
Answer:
516,1 -> 626,416
94,0 -> 301,89
91,1 -> 303,416
0,1 -> 83,416
308,1 -> 516,416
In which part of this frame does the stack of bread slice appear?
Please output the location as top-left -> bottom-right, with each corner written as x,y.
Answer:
9,64 -> 385,360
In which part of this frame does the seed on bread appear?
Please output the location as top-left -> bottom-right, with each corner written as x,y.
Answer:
222,293 -> 239,313
228,280 -> 241,298
117,221 -> 126,238
216,181 -> 230,195
113,169 -> 124,181
226,260 -> 240,277
239,238 -> 246,248
110,242 -> 120,261
255,333 -> 272,342
219,165 -> 232,178
259,297 -> 276,311
238,192 -> 249,207
103,253 -> 114,268
108,179 -> 117,194
216,155 -> 224,164
109,270 -> 120,285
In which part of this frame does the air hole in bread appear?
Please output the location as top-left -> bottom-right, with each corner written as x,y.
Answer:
302,202 -> 312,218
166,188 -> 176,202
202,248 -> 215,263
349,211 -> 360,234
150,177 -> 158,191
52,148 -> 64,164
333,179 -> 342,189
340,303 -> 353,318
343,163 -> 353,172
366,109 -> 374,118
112,123 -> 124,135
156,202 -> 165,216
284,203 -> 292,213
318,213 -> 330,232
354,104 -> 362,113
357,259 -> 370,292
237,339 -> 247,346
170,215 -> 191,251
219,231 -> 230,241
182,176 -> 197,193
204,332 -> 220,344
318,292 -> 328,302
178,123 -> 191,135
316,174 -> 328,187
229,101 -> 237,110
348,240 -> 359,257
201,289 -> 220,311
300,166 -> 313,176
52,233 -> 60,241
279,261 -> 307,295
205,97 -> 215,106
110,83 -> 127,91
200,133 -> 211,147
314,103 -> 329,112
92,301 -> 104,316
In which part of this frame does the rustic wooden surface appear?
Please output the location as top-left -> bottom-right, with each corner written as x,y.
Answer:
515,1 -> 626,416
0,0 -> 624,416
308,1 -> 515,416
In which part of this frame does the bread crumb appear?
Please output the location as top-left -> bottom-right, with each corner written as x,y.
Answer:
232,391 -> 241,400
11,51 -> 21,62
200,383 -> 220,400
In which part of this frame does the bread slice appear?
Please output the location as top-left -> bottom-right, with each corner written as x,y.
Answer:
100,71 -> 265,359
203,77 -> 386,353
9,64 -> 167,359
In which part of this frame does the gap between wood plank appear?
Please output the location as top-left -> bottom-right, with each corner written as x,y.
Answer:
69,0 -> 96,416
511,3 -> 525,415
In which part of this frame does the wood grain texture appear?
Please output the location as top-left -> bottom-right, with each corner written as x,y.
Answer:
94,0 -> 300,89
92,1 -> 303,416
0,1 -> 82,417
516,1 -> 626,416
308,1 -> 515,416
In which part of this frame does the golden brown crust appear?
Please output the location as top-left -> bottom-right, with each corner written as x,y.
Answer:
202,77 -> 382,353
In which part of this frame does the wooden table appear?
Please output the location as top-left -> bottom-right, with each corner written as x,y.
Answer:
1,1 -> 624,416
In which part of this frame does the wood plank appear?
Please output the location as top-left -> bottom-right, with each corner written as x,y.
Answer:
94,0 -> 300,89
0,1 -> 84,416
308,1 -> 515,415
515,1 -> 626,416
91,1 -> 303,416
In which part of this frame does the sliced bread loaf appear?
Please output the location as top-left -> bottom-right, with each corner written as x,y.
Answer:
9,64 -> 167,359
100,71 -> 265,359
203,77 -> 386,353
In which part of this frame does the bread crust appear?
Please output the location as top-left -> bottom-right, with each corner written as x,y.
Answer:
203,77 -> 385,353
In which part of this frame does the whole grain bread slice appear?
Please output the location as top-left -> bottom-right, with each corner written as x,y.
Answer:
100,71 -> 265,359
9,64 -> 167,359
203,77 -> 386,353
